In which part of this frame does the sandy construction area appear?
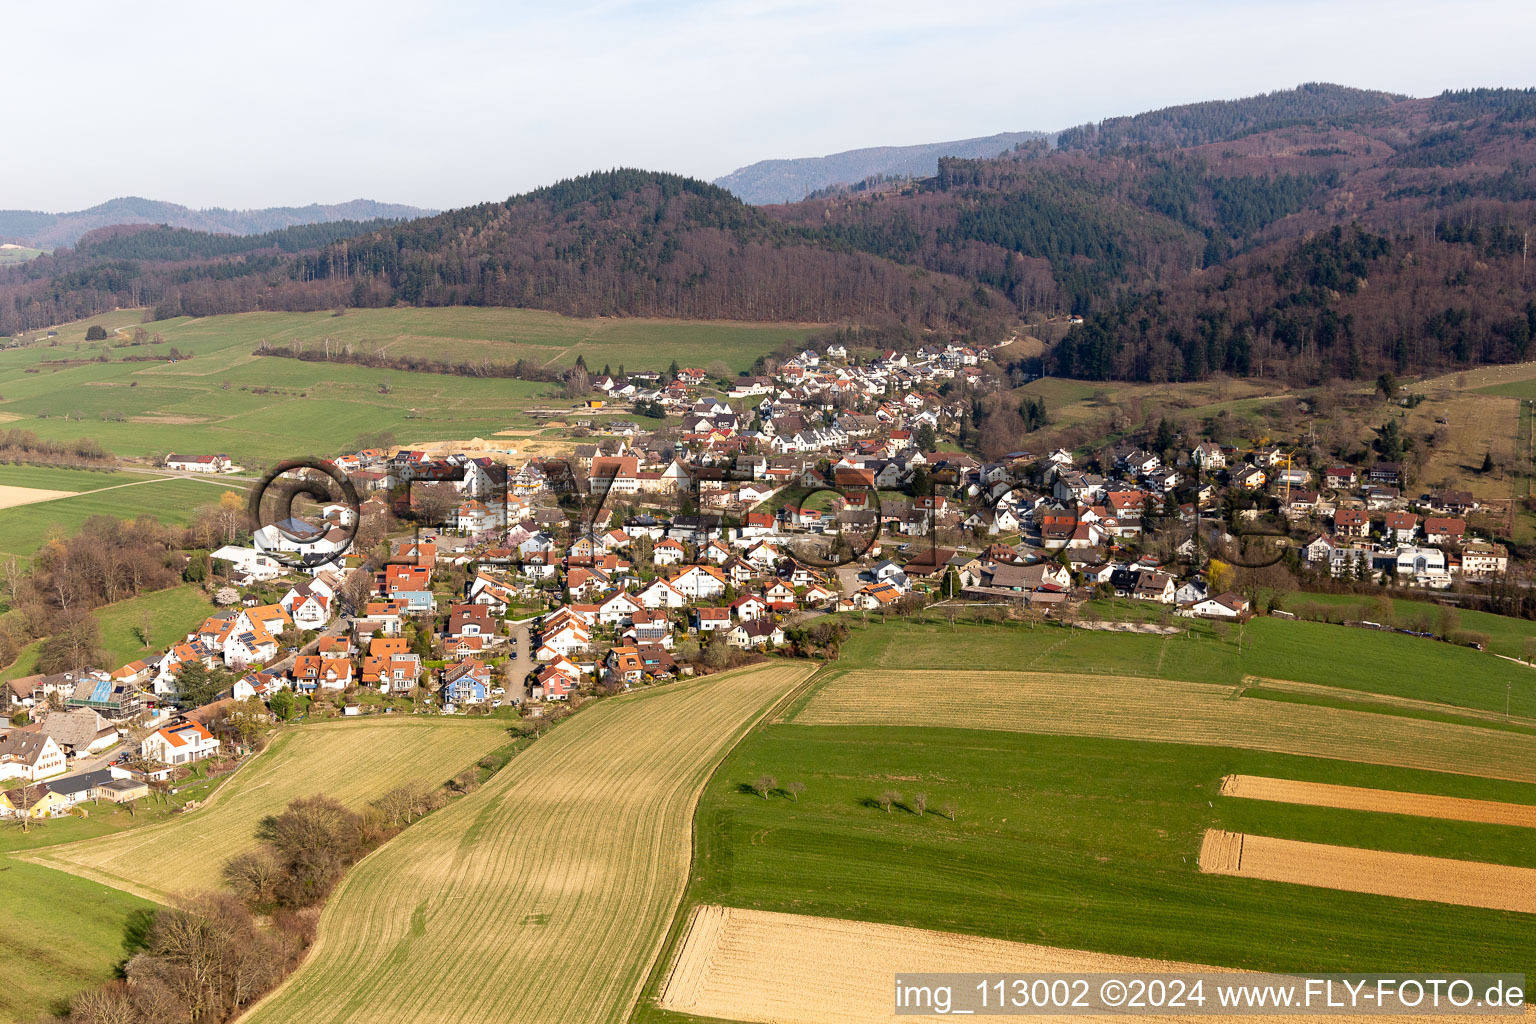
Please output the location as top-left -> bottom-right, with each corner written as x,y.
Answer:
0,484 -> 77,509
1199,830 -> 1536,914
659,905 -> 1516,1024
794,670 -> 1536,784
1221,774 -> 1536,828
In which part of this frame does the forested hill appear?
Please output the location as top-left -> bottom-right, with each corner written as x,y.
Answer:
1055,82 -> 1405,152
6,85 -> 1536,383
73,219 -> 413,261
0,197 -> 434,249
0,171 -> 1009,338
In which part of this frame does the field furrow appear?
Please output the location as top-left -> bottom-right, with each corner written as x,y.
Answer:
793,670 -> 1536,783
239,663 -> 813,1024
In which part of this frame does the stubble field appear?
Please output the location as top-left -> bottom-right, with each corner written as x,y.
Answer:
657,905 -> 1508,1024
1218,774 -> 1536,828
30,718 -> 511,901
1198,829 -> 1536,914
240,662 -> 814,1024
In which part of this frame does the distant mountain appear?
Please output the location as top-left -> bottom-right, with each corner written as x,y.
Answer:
0,197 -> 436,249
715,132 -> 1048,205
11,84 -> 1536,385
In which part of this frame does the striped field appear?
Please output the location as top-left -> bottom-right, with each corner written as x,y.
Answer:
789,670 -> 1536,783
240,662 -> 814,1024
29,718 -> 510,901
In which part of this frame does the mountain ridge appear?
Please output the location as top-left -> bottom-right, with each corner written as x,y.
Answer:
715,131 -> 1049,205
0,197 -> 437,249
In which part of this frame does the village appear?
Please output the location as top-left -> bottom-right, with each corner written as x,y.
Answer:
0,341 -> 1517,817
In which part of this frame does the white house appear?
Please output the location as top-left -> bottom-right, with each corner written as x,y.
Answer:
165,453 -> 231,473
0,732 -> 66,782
141,720 -> 220,766
669,566 -> 727,601
210,546 -> 286,582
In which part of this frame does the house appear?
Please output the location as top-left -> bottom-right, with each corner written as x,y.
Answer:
651,538 -> 686,565
0,784 -> 70,819
989,561 -> 1071,592
537,620 -> 591,660
0,731 -> 66,781
210,545 -> 286,582
762,580 -> 797,607
280,582 -> 332,628
726,619 -> 785,649
165,453 -> 231,473
1324,466 -> 1358,489
1132,571 -> 1176,603
1174,578 -> 1209,605
636,578 -> 687,610
292,655 -> 354,691
38,709 -> 118,757
442,659 -> 492,704
802,582 -> 838,607
606,645 -> 645,684
669,565 -> 727,600
1190,592 -> 1250,618
1369,462 -> 1403,486
1422,517 -> 1466,545
447,604 -> 498,640
1429,490 -> 1477,514
731,594 -> 768,621
1231,465 -> 1266,490
366,653 -> 422,693
598,590 -> 643,627
1382,511 -> 1419,544
625,609 -> 673,648
1333,508 -> 1369,538
693,606 -> 732,632
1461,541 -> 1509,578
853,582 -> 902,609
1191,443 -> 1226,470
141,720 -> 220,766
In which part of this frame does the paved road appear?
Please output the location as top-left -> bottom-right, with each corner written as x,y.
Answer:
499,618 -> 533,706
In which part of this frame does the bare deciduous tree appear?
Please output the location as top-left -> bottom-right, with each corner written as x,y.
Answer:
913,792 -> 927,816
878,789 -> 900,814
751,774 -> 777,799
786,781 -> 805,802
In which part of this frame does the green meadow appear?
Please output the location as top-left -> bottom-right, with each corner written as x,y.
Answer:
0,859 -> 155,1023
667,726 -> 1536,995
833,614 -> 1536,718
1278,590 -> 1536,662
0,308 -> 816,466
0,772 -> 231,1024
0,476 -> 242,561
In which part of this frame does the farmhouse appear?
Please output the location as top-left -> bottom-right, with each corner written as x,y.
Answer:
165,453 -> 232,473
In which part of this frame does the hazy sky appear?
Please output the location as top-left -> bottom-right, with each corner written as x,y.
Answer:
7,0 -> 1535,212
